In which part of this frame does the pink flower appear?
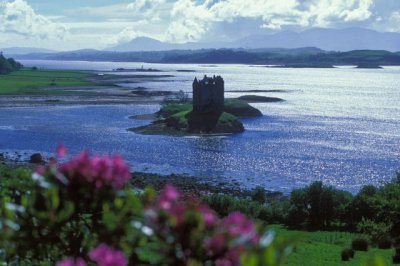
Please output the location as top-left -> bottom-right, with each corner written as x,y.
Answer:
224,247 -> 242,266
169,202 -> 187,225
89,244 -> 128,266
216,258 -> 233,266
161,184 -> 180,201
59,151 -> 131,189
214,247 -> 242,266
57,144 -> 68,157
223,212 -> 255,237
205,234 -> 226,254
56,257 -> 86,266
158,185 -> 180,210
198,204 -> 217,227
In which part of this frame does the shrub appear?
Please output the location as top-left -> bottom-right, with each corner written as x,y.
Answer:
348,248 -> 355,258
377,238 -> 392,249
203,193 -> 263,218
356,218 -> 391,246
0,146 -> 293,265
394,252 -> 400,264
287,181 -> 352,230
373,175 -> 400,238
251,186 -> 267,204
346,185 -> 377,229
341,248 -> 353,261
260,199 -> 290,224
352,238 -> 369,251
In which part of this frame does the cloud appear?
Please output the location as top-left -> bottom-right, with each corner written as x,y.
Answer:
0,0 -> 68,39
301,0 -> 373,28
75,4 -> 132,19
384,10 -> 400,32
126,0 -> 171,21
1,0 -> 394,50
127,0 -> 166,13
370,6 -> 400,32
107,26 -> 148,46
164,0 -> 375,42
165,0 -> 214,43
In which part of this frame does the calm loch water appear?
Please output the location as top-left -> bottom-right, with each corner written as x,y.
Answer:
1,60 -> 399,193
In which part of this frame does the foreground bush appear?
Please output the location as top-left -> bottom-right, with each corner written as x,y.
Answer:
377,238 -> 392,249
341,248 -> 354,261
394,251 -> 400,264
352,238 -> 369,251
0,147 -> 292,265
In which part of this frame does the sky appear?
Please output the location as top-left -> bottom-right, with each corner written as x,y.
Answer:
0,0 -> 400,50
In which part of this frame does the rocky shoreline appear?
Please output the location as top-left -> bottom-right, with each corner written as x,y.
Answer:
131,172 -> 285,200
0,151 -> 285,200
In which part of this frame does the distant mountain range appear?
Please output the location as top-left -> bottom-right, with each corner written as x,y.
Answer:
2,27 -> 400,66
0,47 -> 57,55
233,28 -> 400,52
10,48 -> 400,66
2,28 -> 399,58
109,28 -> 400,52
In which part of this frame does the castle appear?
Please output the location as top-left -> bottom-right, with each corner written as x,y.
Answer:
192,75 -> 224,117
188,75 -> 225,132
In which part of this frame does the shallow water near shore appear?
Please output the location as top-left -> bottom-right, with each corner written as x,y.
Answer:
1,60 -> 399,193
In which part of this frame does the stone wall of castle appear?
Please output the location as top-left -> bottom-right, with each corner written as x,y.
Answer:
192,75 -> 224,116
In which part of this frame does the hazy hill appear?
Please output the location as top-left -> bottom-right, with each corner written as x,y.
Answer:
1,47 -> 57,55
235,28 -> 400,52
109,28 -> 400,52
108,36 -> 234,52
109,37 -> 176,52
13,48 -> 400,66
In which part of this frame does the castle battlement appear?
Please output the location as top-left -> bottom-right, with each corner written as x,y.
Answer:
192,75 -> 224,116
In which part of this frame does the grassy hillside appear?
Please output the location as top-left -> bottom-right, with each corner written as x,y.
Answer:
270,226 -> 394,265
0,68 -> 93,94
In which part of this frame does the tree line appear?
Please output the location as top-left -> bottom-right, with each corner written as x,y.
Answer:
0,53 -> 23,74
205,173 -> 400,247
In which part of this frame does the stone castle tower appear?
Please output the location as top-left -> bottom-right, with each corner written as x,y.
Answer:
192,75 -> 224,116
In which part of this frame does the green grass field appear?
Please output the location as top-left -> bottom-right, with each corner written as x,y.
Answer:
268,225 -> 395,266
0,69 -> 94,94
171,110 -> 191,128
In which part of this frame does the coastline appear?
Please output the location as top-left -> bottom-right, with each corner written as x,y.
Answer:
0,69 -> 180,107
0,152 -> 285,200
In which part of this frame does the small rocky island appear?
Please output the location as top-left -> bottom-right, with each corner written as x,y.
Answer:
129,75 -> 263,136
356,64 -> 383,69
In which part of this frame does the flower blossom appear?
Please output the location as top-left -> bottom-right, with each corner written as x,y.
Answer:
59,151 -> 130,189
89,244 -> 128,266
57,144 -> 68,157
158,184 -> 180,210
198,204 -> 217,227
56,257 -> 86,266
222,212 -> 256,238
